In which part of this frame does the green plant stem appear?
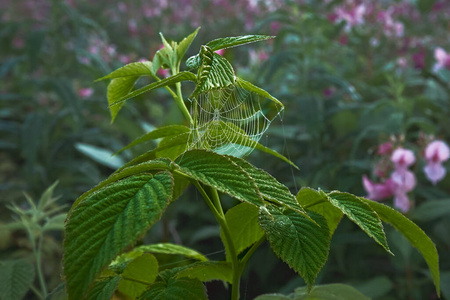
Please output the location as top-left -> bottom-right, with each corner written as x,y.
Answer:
192,181 -> 241,300
239,235 -> 265,269
171,65 -> 194,127
29,284 -> 44,300
27,227 -> 47,298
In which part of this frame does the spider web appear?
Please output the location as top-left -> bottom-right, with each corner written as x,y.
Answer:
187,80 -> 283,157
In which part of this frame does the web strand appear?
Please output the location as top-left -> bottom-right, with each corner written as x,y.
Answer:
187,81 -> 282,157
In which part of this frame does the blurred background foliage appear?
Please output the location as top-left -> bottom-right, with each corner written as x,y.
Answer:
1,0 -> 449,299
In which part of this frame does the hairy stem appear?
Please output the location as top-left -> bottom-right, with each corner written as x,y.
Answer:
192,182 -> 241,300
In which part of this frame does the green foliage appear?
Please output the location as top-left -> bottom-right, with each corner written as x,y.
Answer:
206,35 -> 275,51
86,277 -> 120,300
175,150 -> 263,206
221,202 -> 264,257
139,277 -> 207,300
58,29 -> 441,300
117,254 -> 159,299
64,172 -> 174,299
134,243 -> 208,262
0,260 -> 35,300
259,206 -> 331,290
296,188 -> 343,235
175,261 -> 233,283
255,283 -> 371,300
327,192 -> 391,253
362,198 -> 441,295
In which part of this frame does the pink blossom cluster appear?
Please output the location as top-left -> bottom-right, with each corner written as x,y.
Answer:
328,0 -> 406,37
363,140 -> 450,212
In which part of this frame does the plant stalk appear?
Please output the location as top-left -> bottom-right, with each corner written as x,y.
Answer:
171,65 -> 194,127
193,181 -> 241,300
27,227 -> 47,298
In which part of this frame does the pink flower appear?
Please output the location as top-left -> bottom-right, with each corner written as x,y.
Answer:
157,68 -> 170,78
78,88 -> 93,99
362,175 -> 395,201
214,49 -> 225,56
433,47 -> 450,72
390,169 -> 416,213
390,148 -> 416,212
377,142 -> 393,155
335,3 -> 367,30
391,148 -> 415,169
424,140 -> 450,185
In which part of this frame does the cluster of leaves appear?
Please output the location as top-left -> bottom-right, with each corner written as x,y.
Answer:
251,1 -> 450,299
60,32 -> 440,300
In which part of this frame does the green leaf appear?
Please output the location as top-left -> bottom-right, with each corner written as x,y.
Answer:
139,277 -> 207,300
135,243 -> 208,262
327,192 -> 391,253
38,180 -> 59,211
296,188 -> 343,235
107,76 -> 138,122
155,132 -> 191,159
177,27 -> 200,62
75,143 -> 124,169
175,150 -> 263,207
361,198 -> 440,295
118,254 -> 159,299
64,172 -> 174,300
109,71 -> 197,108
206,35 -> 275,51
236,77 -> 284,109
294,283 -> 371,300
259,206 -> 330,290
86,276 -> 120,300
70,158 -> 172,213
221,202 -> 264,256
96,61 -> 153,81
191,51 -> 235,97
175,261 -> 232,283
43,213 -> 67,232
226,157 -> 305,214
115,125 -> 190,155
0,260 -> 35,300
